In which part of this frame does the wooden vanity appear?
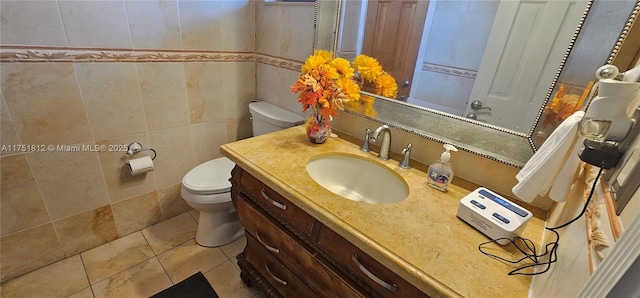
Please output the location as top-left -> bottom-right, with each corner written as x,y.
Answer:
222,126 -> 547,298
231,166 -> 426,297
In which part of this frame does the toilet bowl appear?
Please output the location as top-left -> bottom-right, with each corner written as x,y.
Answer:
181,101 -> 305,247
181,157 -> 240,247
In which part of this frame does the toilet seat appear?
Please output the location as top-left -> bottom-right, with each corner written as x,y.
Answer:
182,157 -> 235,196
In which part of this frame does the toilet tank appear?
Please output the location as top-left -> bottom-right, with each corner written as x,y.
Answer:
249,101 -> 305,136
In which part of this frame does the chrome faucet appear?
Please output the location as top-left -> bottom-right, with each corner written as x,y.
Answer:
370,125 -> 392,160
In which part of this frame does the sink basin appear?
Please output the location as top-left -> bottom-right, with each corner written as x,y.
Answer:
306,153 -> 409,204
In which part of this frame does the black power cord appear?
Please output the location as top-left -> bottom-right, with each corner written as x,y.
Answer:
478,166 -> 604,276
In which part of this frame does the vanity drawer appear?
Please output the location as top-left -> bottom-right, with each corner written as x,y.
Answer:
237,196 -> 363,298
239,170 -> 315,236
318,226 -> 428,298
245,234 -> 318,298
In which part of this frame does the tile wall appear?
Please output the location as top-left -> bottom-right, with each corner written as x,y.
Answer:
0,0 -> 314,282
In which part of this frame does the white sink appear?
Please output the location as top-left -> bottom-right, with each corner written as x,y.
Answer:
306,153 -> 409,204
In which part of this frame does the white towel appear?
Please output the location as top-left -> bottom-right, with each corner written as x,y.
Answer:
512,111 -> 585,202
548,134 -> 585,201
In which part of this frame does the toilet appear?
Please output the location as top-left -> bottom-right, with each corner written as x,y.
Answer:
181,101 -> 305,247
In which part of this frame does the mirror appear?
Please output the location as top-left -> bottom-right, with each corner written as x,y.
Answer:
315,0 -> 640,167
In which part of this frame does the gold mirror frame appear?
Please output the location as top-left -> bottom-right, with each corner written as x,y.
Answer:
315,0 -> 640,167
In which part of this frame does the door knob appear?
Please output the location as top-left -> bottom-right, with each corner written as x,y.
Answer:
465,112 -> 478,120
470,100 -> 492,111
401,80 -> 410,87
465,112 -> 486,122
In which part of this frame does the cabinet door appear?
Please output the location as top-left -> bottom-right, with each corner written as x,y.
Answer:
318,226 -> 429,298
239,169 -> 316,236
237,196 -> 364,298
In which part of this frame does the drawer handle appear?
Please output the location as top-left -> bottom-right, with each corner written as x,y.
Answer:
256,231 -> 280,253
265,263 -> 288,286
352,255 -> 398,293
261,189 -> 287,210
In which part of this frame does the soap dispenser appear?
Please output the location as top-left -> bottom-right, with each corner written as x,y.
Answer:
427,144 -> 458,191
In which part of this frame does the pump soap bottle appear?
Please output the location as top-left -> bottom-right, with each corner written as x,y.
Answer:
427,144 -> 458,191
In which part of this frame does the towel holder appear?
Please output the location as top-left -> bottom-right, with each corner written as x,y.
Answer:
126,142 -> 157,160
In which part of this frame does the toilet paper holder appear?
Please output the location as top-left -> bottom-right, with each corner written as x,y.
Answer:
126,142 -> 157,160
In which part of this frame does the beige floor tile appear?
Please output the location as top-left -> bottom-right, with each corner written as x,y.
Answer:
91,258 -> 172,298
220,236 -> 246,259
67,287 -> 94,298
0,255 -> 88,298
203,260 -> 260,298
141,212 -> 197,254
81,232 -> 155,284
157,239 -> 228,283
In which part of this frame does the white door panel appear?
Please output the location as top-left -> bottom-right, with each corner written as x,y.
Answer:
466,0 -> 587,131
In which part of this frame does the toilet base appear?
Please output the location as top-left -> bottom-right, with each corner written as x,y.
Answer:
194,208 -> 245,247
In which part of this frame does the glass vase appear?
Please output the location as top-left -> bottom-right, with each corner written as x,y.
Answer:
305,114 -> 331,144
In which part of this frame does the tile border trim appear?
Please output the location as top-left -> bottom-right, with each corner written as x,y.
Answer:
422,62 -> 477,79
0,47 -> 303,71
0,48 -> 254,63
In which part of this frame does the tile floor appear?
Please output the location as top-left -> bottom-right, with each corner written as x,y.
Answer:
0,210 -> 262,298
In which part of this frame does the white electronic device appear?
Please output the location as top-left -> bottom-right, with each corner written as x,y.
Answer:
456,187 -> 533,245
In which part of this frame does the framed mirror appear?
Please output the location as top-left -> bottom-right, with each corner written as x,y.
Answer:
315,0 -> 640,167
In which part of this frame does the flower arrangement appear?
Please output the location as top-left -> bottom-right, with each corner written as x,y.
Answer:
290,50 -> 361,125
290,50 -> 397,143
290,50 -> 398,122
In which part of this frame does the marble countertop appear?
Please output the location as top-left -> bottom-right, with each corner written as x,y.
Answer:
221,126 -> 547,298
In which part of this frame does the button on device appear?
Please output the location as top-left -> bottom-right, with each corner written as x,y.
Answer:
492,213 -> 510,224
471,200 -> 486,210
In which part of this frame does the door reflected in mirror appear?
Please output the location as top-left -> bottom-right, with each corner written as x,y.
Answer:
338,0 -> 588,133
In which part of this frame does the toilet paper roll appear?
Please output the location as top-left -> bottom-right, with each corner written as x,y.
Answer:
126,155 -> 154,176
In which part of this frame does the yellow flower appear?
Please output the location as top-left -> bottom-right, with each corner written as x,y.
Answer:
353,55 -> 383,82
374,72 -> 398,98
315,50 -> 333,61
331,58 -> 354,79
302,54 -> 327,74
322,64 -> 340,80
338,77 -> 360,102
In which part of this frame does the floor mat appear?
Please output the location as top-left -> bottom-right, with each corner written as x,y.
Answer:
150,272 -> 219,298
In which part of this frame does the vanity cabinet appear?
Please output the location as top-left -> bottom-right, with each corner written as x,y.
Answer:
231,166 -> 429,298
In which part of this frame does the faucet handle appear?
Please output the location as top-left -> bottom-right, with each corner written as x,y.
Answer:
360,128 -> 372,152
398,143 -> 412,169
